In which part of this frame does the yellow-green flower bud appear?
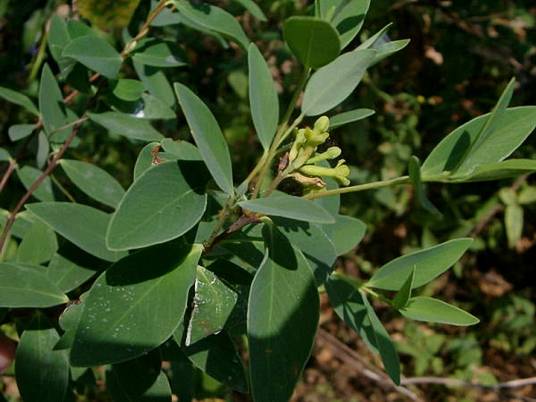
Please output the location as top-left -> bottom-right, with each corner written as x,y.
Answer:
304,127 -> 329,147
313,116 -> 330,133
298,160 -> 351,186
289,128 -> 307,162
306,146 -> 342,164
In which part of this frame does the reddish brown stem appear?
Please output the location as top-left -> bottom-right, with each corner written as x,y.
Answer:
0,160 -> 17,193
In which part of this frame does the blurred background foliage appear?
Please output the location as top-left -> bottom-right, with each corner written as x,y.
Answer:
1,0 -> 535,401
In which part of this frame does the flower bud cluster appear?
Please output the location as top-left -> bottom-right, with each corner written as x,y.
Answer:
287,116 -> 350,188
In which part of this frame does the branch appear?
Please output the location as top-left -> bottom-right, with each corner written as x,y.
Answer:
0,160 -> 17,193
401,376 -> 536,390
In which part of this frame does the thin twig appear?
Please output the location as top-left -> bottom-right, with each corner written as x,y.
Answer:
0,160 -> 17,193
317,329 -> 423,402
402,376 -> 536,390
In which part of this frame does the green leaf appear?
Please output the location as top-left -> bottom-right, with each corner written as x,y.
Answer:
39,64 -> 69,137
17,166 -> 54,202
183,332 -> 247,392
0,263 -> 69,308
62,35 -> 122,79
233,0 -> 267,21
111,79 -> 145,102
505,204 -> 523,249
55,295 -> 86,350
357,23 -> 392,49
8,124 -> 36,141
248,225 -> 319,402
422,107 -> 536,180
160,138 -> 202,161
302,49 -> 376,116
139,93 -> 176,120
248,44 -> 279,150
175,83 -> 234,194
16,221 -> 58,265
271,218 -> 337,284
367,238 -> 473,291
370,39 -> 410,65
400,297 -> 479,326
107,161 -> 208,251
132,39 -> 186,68
519,186 -> 536,204
319,0 -> 371,48
134,60 -> 176,107
106,352 -> 172,402
15,315 -> 70,402
238,191 -> 335,224
283,16 -> 341,68
0,148 -> 10,162
330,108 -> 375,129
323,214 -> 366,256
89,112 -> 164,142
447,159 -> 536,182
48,15 -> 70,62
362,295 -> 401,384
47,254 -> 97,293
173,1 -> 250,49
26,202 -> 126,262
0,86 -> 39,116
60,159 -> 125,208
133,142 -> 160,180
391,266 -> 415,309
70,242 -> 201,366
408,156 -> 441,216
325,274 -> 379,354
186,266 -> 237,345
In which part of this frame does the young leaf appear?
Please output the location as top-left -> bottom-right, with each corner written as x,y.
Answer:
183,332 -> 247,392
15,315 -> 70,402
367,238 -> 473,290
186,266 -> 238,346
8,124 -> 36,141
17,166 -> 54,202
323,214 -> 367,256
283,16 -> 341,68
0,263 -> 69,308
370,39 -> 410,65
175,83 -> 234,194
329,108 -> 375,129
47,254 -> 97,293
408,156 -> 441,216
248,225 -> 319,402
70,242 -> 201,366
422,107 -> 536,180
302,49 -> 376,116
89,112 -> 164,142
233,0 -> 267,21
400,297 -> 479,326
0,86 -> 39,116
106,161 -> 208,251
60,159 -> 125,208
39,64 -> 68,137
319,0 -> 371,49
238,191 -> 335,224
248,44 -> 279,150
391,266 -> 415,309
26,202 -> 126,262
132,39 -> 186,68
16,221 -> 58,265
62,35 -> 122,79
362,295 -> 401,384
173,1 -> 250,49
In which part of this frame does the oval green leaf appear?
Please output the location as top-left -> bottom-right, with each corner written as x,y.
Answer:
70,242 -> 201,366
330,108 -> 375,129
302,49 -> 376,116
26,202 -> 126,262
367,238 -> 473,291
106,161 -> 208,251
248,225 -> 319,402
89,112 -> 164,142
175,83 -> 234,194
400,297 -> 479,326
62,35 -> 122,79
0,86 -> 39,116
60,159 -> 125,208
248,43 -> 279,150
283,16 -> 341,68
